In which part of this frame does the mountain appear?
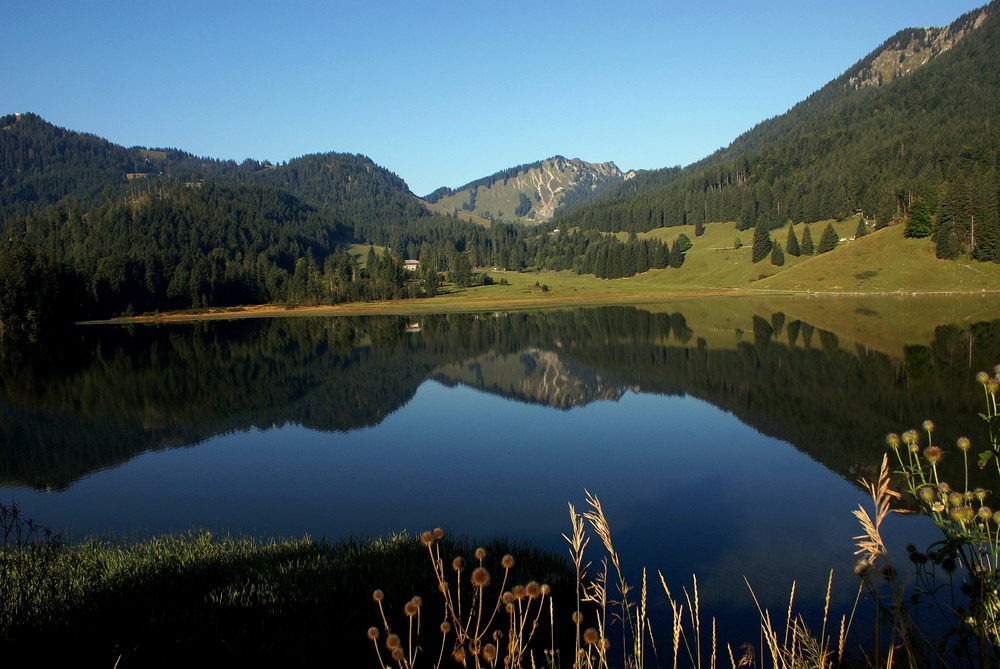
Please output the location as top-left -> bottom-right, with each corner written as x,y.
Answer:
0,113 -> 426,234
424,156 -> 625,223
556,2 -> 1000,263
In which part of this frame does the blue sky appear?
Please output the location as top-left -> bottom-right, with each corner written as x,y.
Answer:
1,1 -> 985,196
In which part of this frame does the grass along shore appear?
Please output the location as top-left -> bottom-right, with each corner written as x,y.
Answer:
96,219 -> 1000,327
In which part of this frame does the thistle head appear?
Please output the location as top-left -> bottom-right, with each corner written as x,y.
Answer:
917,485 -> 937,505
886,433 -> 901,449
923,446 -> 943,465
957,436 -> 971,452
391,647 -> 405,662
482,643 -> 498,664
501,554 -> 515,569
372,589 -> 384,603
452,556 -> 467,572
420,530 -> 434,546
583,628 -> 600,646
975,488 -> 990,502
474,547 -> 487,561
386,633 -> 401,650
541,583 -> 552,596
440,621 -> 451,634
512,585 -> 526,600
404,599 -> 420,617
922,420 -> 934,433
571,611 -> 584,624
950,506 -> 976,525
977,506 -> 993,521
471,566 -> 491,588
433,527 -> 444,540
949,492 -> 964,508
977,371 -> 991,385
525,581 -> 541,599
902,429 -> 919,446
367,626 -> 380,641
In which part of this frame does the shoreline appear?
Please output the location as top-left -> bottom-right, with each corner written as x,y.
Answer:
82,286 -> 1000,325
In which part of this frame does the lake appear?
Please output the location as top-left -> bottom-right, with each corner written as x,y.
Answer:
2,295 -> 999,646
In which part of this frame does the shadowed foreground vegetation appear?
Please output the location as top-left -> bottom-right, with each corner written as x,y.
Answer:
0,515 -> 573,667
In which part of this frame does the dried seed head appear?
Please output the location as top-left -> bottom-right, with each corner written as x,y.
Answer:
525,581 -> 541,599
957,436 -> 971,452
977,506 -> 993,521
505,602 -> 515,614
886,433 -> 901,449
411,595 -> 423,608
950,506 -> 976,525
923,446 -> 943,465
452,557 -> 467,572
541,583 -> 551,596
922,420 -> 935,433
367,626 -> 380,640
493,630 -> 503,641
391,647 -> 405,662
404,601 -> 419,617
977,371 -> 990,385
902,429 -> 919,446
386,633 -> 401,650
453,647 -> 467,664
372,589 -> 384,602
421,530 -> 434,546
938,482 -> 952,494
583,628 -> 600,645
471,566 -> 491,588
502,591 -> 514,605
512,585 -> 526,600
440,621 -> 451,634
975,488 -> 988,502
433,527 -> 444,540
988,380 -> 999,395
949,492 -> 964,507
483,643 -> 498,663
474,547 -> 487,561
917,485 -> 936,504
501,554 -> 515,569
601,638 -> 611,651
571,611 -> 583,624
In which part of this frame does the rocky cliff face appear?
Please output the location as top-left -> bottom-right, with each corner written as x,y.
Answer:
846,5 -> 991,90
427,156 -> 624,223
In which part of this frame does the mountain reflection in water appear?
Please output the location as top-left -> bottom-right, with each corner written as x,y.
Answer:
1,301 -> 997,642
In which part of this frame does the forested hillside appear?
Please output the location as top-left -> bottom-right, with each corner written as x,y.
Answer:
556,3 -> 1000,263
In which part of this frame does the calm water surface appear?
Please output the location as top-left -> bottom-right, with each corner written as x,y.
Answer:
2,302 -> 996,642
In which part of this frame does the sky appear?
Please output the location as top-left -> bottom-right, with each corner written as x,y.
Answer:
1,0 -> 987,197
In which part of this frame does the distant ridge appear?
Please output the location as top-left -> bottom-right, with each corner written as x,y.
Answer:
425,156 -> 624,223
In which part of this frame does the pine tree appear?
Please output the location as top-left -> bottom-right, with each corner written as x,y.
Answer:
785,223 -> 801,256
904,198 -> 933,238
817,223 -> 839,254
770,240 -> 785,266
751,217 -> 772,263
801,225 -> 815,255
854,218 -> 868,239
